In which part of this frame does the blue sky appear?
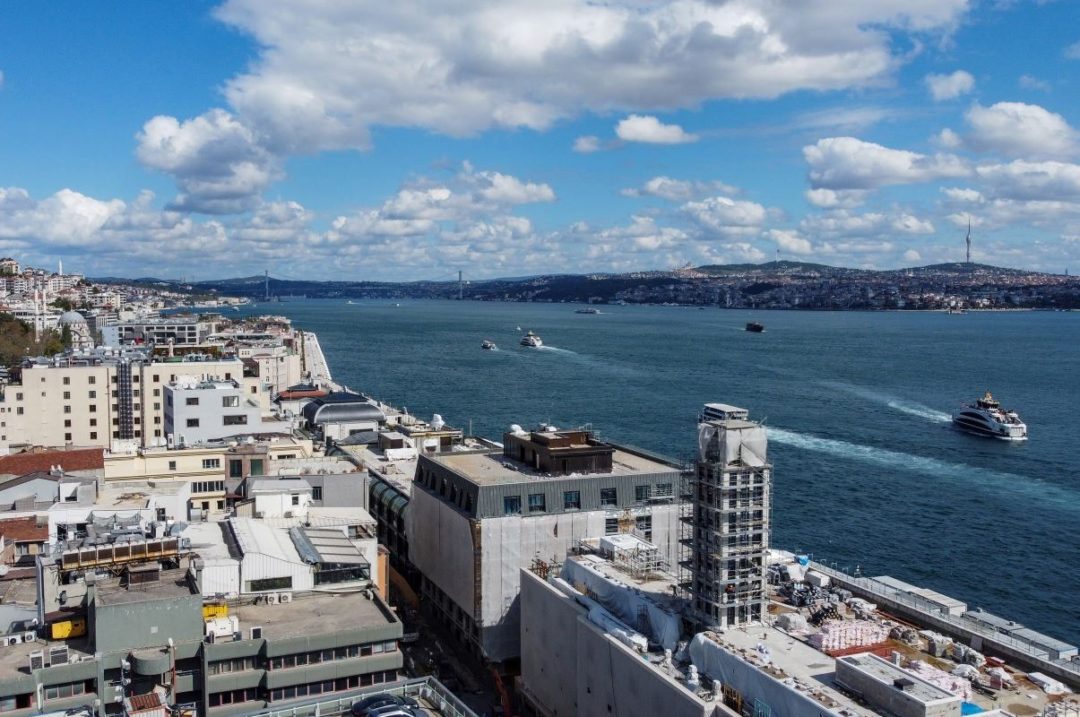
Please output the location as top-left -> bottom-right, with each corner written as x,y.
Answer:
2,1 -> 1079,280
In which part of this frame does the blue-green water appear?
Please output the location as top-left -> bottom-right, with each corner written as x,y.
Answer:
247,300 -> 1080,644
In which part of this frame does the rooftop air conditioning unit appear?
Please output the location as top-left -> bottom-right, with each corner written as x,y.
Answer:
266,593 -> 279,605
249,626 -> 263,640
278,592 -> 293,604
23,632 -> 36,643
4,635 -> 22,646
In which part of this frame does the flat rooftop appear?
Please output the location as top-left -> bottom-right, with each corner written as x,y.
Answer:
431,446 -> 678,486
0,635 -> 93,675
96,569 -> 199,606
716,625 -> 871,717
230,591 -> 395,640
838,653 -> 958,704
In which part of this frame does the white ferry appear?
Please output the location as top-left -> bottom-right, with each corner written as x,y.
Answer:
952,391 -> 1027,441
520,331 -> 543,348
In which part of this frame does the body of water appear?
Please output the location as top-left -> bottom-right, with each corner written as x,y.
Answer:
242,299 -> 1079,644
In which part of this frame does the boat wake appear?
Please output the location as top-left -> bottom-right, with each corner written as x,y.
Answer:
766,427 -> 1077,512
821,381 -> 950,424
537,346 -> 577,355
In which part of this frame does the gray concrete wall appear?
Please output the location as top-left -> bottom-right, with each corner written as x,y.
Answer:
520,570 -> 716,717
93,592 -> 204,652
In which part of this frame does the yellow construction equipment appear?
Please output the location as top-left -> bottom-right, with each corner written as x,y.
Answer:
50,617 -> 87,640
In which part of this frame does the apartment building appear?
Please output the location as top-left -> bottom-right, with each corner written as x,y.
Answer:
0,350 -> 264,451
164,379 -> 264,445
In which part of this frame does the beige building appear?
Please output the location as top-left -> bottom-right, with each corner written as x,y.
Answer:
0,352 -> 265,452
103,436 -> 314,517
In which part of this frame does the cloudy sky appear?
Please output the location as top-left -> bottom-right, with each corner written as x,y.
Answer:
2,1 -> 1079,280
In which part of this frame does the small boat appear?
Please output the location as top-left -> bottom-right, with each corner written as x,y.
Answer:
575,307 -> 600,314
952,391 -> 1027,441
520,331 -> 543,348
481,340 -> 497,350
746,322 -> 765,333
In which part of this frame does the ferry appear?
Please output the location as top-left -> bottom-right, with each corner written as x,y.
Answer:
575,307 -> 600,314
746,322 -> 765,333
481,340 -> 497,350
952,391 -> 1027,441
520,331 -> 543,348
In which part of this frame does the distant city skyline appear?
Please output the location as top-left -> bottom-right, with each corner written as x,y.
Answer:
2,1 -> 1080,280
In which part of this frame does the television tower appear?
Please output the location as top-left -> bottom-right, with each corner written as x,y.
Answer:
965,218 -> 972,264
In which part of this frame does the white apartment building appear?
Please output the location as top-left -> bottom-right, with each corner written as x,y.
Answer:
164,378 -> 263,445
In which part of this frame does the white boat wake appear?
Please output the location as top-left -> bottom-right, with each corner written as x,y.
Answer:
766,427 -> 1076,512
821,381 -> 950,424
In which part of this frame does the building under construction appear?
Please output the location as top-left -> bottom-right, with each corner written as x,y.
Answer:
688,403 -> 771,629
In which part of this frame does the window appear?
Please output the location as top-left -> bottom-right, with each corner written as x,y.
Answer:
64,419 -> 72,428
563,490 -> 581,510
168,461 -> 177,471
88,390 -> 96,399
88,376 -> 95,385
89,418 -> 96,427
223,415 -> 247,425
202,458 -> 220,469
63,391 -> 70,400
90,432 -> 97,440
250,386 -> 257,394
503,495 -> 522,515
605,517 -> 619,535
62,377 -> 70,385
222,395 -> 240,407
89,404 -> 96,413
528,493 -> 546,513
229,459 -> 243,478
249,576 -> 292,592
655,483 -> 673,498
250,459 -> 264,476
186,418 -> 200,428
44,681 -> 88,701
312,486 -> 322,501
63,405 -> 71,414
600,487 -> 617,506
291,494 -> 300,506
153,374 -> 160,382
192,480 -> 225,493
16,407 -> 23,415
185,397 -> 199,406
64,433 -> 72,442
635,484 -> 652,502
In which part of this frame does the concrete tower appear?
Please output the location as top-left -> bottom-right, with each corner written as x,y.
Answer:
966,219 -> 972,264
690,403 -> 771,628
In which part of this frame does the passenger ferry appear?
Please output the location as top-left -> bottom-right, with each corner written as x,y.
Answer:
520,331 -> 543,348
952,391 -> 1027,441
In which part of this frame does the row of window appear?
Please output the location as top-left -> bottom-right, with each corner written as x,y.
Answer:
264,671 -> 398,703
266,641 -> 396,670
501,484 -> 673,515
206,656 -> 256,675
43,680 -> 91,702
192,480 -> 226,494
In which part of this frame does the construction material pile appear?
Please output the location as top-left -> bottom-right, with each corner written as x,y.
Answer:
904,660 -> 973,699
809,619 -> 888,652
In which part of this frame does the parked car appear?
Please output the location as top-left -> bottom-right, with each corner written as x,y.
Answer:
350,694 -> 418,717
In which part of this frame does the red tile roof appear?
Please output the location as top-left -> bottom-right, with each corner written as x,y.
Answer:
0,447 -> 103,476
127,693 -> 165,712
0,516 -> 48,542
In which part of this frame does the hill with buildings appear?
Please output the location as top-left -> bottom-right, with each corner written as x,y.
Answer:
151,261 -> 1080,310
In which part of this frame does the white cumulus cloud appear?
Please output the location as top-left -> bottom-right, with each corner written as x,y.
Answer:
135,109 -> 281,214
623,176 -> 739,201
925,70 -> 975,101
209,0 -> 969,153
766,229 -> 814,255
964,102 -> 1077,159
573,136 -> 601,153
804,136 -> 969,190
615,115 -> 697,145
682,196 -> 767,236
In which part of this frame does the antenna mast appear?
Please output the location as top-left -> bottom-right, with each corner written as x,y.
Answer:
965,219 -> 972,264
265,270 -> 270,301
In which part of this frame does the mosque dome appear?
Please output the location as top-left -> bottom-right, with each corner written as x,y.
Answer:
59,310 -> 87,325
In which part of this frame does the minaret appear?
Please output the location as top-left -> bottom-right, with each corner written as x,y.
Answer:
58,259 -> 63,276
965,219 -> 972,264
